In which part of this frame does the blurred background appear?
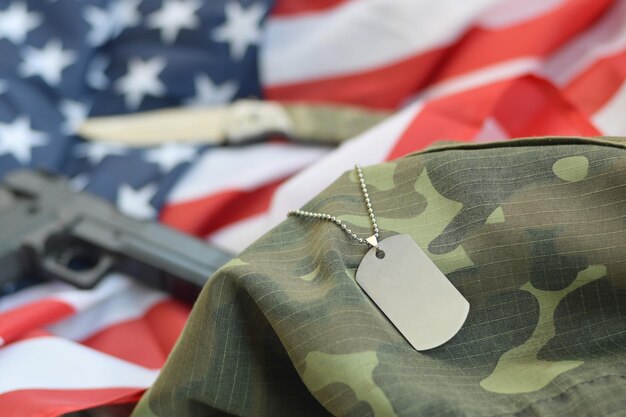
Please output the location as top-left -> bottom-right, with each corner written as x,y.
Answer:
0,0 -> 625,416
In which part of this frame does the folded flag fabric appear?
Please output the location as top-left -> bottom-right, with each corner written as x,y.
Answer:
167,0 -> 626,252
1,0 -> 626,416
0,0 -> 274,415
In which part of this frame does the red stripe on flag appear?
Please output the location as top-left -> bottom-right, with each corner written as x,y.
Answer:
265,0 -> 613,110
160,178 -> 284,237
431,0 -> 613,82
387,80 -> 514,158
0,388 -> 142,417
265,47 -> 448,109
0,300 -> 74,347
81,300 -> 189,369
564,49 -> 626,115
387,76 -> 600,160
493,76 -> 601,137
272,0 -> 346,16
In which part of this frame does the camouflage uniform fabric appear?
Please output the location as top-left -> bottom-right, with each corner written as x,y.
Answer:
132,137 -> 626,417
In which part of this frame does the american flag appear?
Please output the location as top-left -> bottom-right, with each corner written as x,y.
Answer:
1,0 -> 625,415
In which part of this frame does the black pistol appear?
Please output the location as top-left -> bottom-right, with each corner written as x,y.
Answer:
0,170 -> 232,303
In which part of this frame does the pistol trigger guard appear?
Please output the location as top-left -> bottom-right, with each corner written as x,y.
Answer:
41,251 -> 115,289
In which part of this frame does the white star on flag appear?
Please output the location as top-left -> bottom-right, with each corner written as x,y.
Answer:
115,56 -> 167,109
144,143 -> 197,172
84,5 -> 113,46
60,100 -> 90,135
109,0 -> 142,37
0,1 -> 42,44
18,40 -> 77,86
116,183 -> 158,219
212,1 -> 265,60
0,116 -> 48,164
184,74 -> 237,107
74,142 -> 127,164
84,0 -> 141,46
147,0 -> 202,44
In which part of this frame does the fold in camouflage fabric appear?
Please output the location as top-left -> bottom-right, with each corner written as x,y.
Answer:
132,137 -> 626,417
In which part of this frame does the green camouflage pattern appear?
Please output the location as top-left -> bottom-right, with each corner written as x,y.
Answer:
132,137 -> 626,417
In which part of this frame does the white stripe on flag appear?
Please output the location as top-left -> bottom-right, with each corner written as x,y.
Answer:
47,279 -> 166,341
543,0 -> 626,86
167,143 -> 329,204
0,337 -> 158,394
51,274 -> 142,311
262,0 -> 501,86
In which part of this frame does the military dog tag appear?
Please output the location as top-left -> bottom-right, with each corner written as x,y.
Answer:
356,234 -> 469,351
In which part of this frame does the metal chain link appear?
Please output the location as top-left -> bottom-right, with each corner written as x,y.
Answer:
287,164 -> 379,248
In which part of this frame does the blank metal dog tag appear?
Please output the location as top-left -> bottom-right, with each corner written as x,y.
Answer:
356,234 -> 469,351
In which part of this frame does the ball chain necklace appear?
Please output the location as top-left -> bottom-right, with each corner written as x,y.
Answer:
288,164 -> 381,251
288,164 -> 470,351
